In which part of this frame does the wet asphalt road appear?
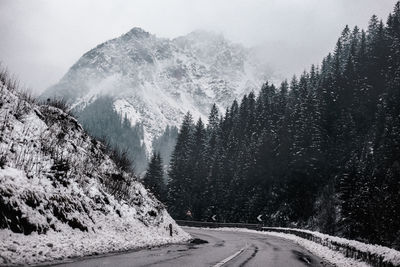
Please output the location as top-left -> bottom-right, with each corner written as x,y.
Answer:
52,227 -> 332,267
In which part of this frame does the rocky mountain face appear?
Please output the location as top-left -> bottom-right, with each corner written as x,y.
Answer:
42,28 -> 271,159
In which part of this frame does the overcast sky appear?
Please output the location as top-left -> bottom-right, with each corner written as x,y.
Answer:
0,0 -> 397,93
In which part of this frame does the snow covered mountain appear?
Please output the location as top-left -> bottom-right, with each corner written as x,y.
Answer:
42,28 -> 271,153
0,73 -> 189,265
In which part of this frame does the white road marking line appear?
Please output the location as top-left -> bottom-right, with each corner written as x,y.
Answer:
302,257 -> 311,264
213,245 -> 248,267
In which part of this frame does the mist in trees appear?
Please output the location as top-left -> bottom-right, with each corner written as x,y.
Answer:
166,3 -> 400,249
76,96 -> 148,173
152,126 -> 178,170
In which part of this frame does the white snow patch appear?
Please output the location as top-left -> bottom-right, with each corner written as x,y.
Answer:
190,227 -> 377,267
262,227 -> 400,266
0,84 -> 191,266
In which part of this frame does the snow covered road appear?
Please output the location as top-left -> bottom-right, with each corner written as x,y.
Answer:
50,227 -> 333,267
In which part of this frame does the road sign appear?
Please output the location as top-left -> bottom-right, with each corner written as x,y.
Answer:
257,215 -> 262,222
212,215 -> 217,221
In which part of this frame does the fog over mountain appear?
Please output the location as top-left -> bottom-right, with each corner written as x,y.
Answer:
42,28 -> 270,171
0,0 -> 396,92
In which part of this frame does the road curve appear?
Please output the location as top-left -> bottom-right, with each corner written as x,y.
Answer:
52,227 -> 332,267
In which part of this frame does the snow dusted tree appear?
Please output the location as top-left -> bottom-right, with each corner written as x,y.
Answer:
189,118 -> 208,220
167,112 -> 194,219
152,125 -> 179,167
143,153 -> 166,202
166,1 -> 400,249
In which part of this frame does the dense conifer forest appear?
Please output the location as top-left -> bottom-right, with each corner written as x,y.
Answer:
77,97 -> 148,172
154,3 -> 400,249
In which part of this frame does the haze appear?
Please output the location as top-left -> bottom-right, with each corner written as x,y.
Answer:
0,0 -> 397,93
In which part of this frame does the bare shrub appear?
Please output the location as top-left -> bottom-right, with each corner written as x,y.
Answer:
103,173 -> 133,201
14,97 -> 29,121
0,63 -> 19,92
110,148 -> 133,173
0,64 -> 8,86
5,74 -> 19,92
0,155 -> 6,169
102,143 -> 135,200
43,98 -> 71,114
50,159 -> 71,187
96,136 -> 135,174
0,63 -> 38,117
91,136 -> 137,201
19,89 -> 37,105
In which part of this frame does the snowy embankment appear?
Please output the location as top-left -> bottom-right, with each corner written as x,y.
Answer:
262,227 -> 400,267
197,227 -> 400,267
0,78 -> 190,266
0,168 -> 188,266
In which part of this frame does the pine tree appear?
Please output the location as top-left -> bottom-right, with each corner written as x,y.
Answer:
167,112 -> 194,219
152,125 -> 179,167
190,118 -> 208,220
143,153 -> 166,202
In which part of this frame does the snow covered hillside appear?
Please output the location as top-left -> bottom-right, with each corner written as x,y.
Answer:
42,28 -> 271,153
0,74 -> 190,266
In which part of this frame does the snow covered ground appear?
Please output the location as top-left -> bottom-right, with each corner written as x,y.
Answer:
192,227 -> 400,267
262,227 -> 400,267
0,167 -> 189,266
260,230 -> 370,267
0,78 -> 190,266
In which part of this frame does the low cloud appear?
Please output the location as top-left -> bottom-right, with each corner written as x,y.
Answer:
0,0 -> 397,93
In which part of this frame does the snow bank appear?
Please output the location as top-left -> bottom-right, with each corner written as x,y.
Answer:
0,82 -> 190,266
194,227 -> 371,267
260,230 -> 371,267
262,227 -> 400,267
189,225 -> 400,267
0,167 -> 189,266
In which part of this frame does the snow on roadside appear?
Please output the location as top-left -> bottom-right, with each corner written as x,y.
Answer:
193,227 -> 372,267
261,231 -> 370,267
0,208 -> 187,266
0,81 -> 191,266
262,227 -> 400,266
0,166 -> 190,266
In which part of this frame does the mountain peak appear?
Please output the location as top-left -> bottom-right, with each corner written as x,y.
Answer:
43,28 -> 271,169
123,27 -> 151,39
